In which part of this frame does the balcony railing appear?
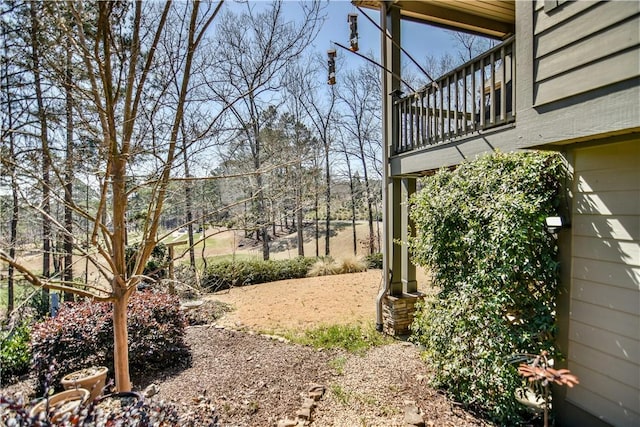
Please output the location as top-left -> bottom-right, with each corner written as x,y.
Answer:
394,36 -> 515,154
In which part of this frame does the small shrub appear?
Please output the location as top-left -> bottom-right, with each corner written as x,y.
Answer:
363,252 -> 382,269
201,257 -> 314,292
30,291 -> 190,395
307,257 -> 340,277
0,392 -> 219,426
338,256 -> 367,274
125,242 -> 170,281
0,320 -> 31,385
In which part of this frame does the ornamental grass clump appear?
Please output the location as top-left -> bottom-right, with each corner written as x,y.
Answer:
408,151 -> 564,424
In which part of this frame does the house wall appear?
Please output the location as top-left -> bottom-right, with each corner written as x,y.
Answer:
533,0 -> 640,105
390,0 -> 639,176
559,137 -> 640,427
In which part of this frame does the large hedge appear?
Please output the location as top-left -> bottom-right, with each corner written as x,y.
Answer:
201,257 -> 315,292
408,151 -> 563,424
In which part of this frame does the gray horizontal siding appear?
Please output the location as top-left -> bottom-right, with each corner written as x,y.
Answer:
568,140 -> 640,426
533,1 -> 640,105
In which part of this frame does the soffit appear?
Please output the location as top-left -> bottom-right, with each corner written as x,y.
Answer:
353,0 -> 515,39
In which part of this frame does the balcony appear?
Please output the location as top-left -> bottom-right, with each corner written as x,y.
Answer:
394,36 -> 515,155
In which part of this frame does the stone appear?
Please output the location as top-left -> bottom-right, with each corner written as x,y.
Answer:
277,419 -> 297,427
404,402 -> 425,426
301,398 -> 316,409
143,383 -> 159,398
296,407 -> 312,420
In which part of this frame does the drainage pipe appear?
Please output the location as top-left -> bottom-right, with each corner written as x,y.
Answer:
375,0 -> 391,332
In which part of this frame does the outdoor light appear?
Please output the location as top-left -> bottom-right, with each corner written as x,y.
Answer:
348,13 -> 359,52
544,216 -> 565,234
327,49 -> 336,85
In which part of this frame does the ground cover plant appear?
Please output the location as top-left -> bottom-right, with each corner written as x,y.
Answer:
30,291 -> 190,395
409,151 -> 563,424
285,322 -> 392,354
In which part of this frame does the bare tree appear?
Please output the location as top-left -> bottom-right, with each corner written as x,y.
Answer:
0,1 -> 223,392
209,1 -> 323,260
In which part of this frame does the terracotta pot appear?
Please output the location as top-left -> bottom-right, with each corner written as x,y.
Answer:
95,391 -> 143,416
29,388 -> 90,423
60,366 -> 108,402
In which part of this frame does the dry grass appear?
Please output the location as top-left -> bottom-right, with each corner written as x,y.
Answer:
308,257 -> 341,277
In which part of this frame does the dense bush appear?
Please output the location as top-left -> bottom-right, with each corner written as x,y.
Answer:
0,320 -> 31,385
201,257 -> 314,292
364,252 -> 382,269
408,151 -> 563,424
31,291 -> 190,394
125,243 -> 170,281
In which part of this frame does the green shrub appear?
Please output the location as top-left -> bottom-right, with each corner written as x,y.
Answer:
408,151 -> 562,424
0,320 -> 31,385
125,242 -> 169,281
364,252 -> 382,269
201,257 -> 314,292
30,291 -> 190,394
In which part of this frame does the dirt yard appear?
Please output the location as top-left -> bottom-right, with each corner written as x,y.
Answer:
143,270 -> 488,427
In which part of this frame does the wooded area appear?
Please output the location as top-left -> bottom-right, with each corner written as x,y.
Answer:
0,1 -> 385,390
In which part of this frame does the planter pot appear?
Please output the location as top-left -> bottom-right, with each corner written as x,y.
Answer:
61,366 -> 108,402
95,392 -> 143,417
515,386 -> 545,413
30,388 -> 90,423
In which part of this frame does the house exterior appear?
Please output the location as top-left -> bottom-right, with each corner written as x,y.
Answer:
353,1 -> 639,426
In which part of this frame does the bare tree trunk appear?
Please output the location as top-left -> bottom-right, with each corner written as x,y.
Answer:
181,123 -> 196,268
324,143 -> 330,256
30,2 -> 50,311
112,288 -> 131,391
63,44 -> 74,301
4,37 -> 17,314
296,174 -> 304,257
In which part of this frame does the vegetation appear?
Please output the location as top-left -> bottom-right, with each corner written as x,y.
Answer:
1,392 -> 219,426
0,320 -> 31,385
30,291 -> 189,395
307,256 -> 367,277
287,323 -> 392,354
408,151 -> 563,424
201,257 -> 315,292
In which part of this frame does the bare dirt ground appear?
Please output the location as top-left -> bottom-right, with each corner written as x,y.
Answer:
141,267 -> 488,427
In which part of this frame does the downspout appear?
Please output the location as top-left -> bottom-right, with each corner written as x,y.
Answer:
376,1 -> 391,331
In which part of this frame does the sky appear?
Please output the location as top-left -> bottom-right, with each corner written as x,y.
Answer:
225,0 -> 459,74
310,0 -> 457,62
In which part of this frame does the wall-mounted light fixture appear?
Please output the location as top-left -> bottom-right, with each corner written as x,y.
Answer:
545,216 -> 568,234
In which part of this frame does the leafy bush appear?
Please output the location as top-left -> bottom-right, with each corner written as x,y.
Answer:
125,242 -> 170,281
0,392 -> 219,426
364,252 -> 382,269
0,320 -> 31,385
31,291 -> 190,394
408,151 -> 563,424
201,257 -> 314,292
